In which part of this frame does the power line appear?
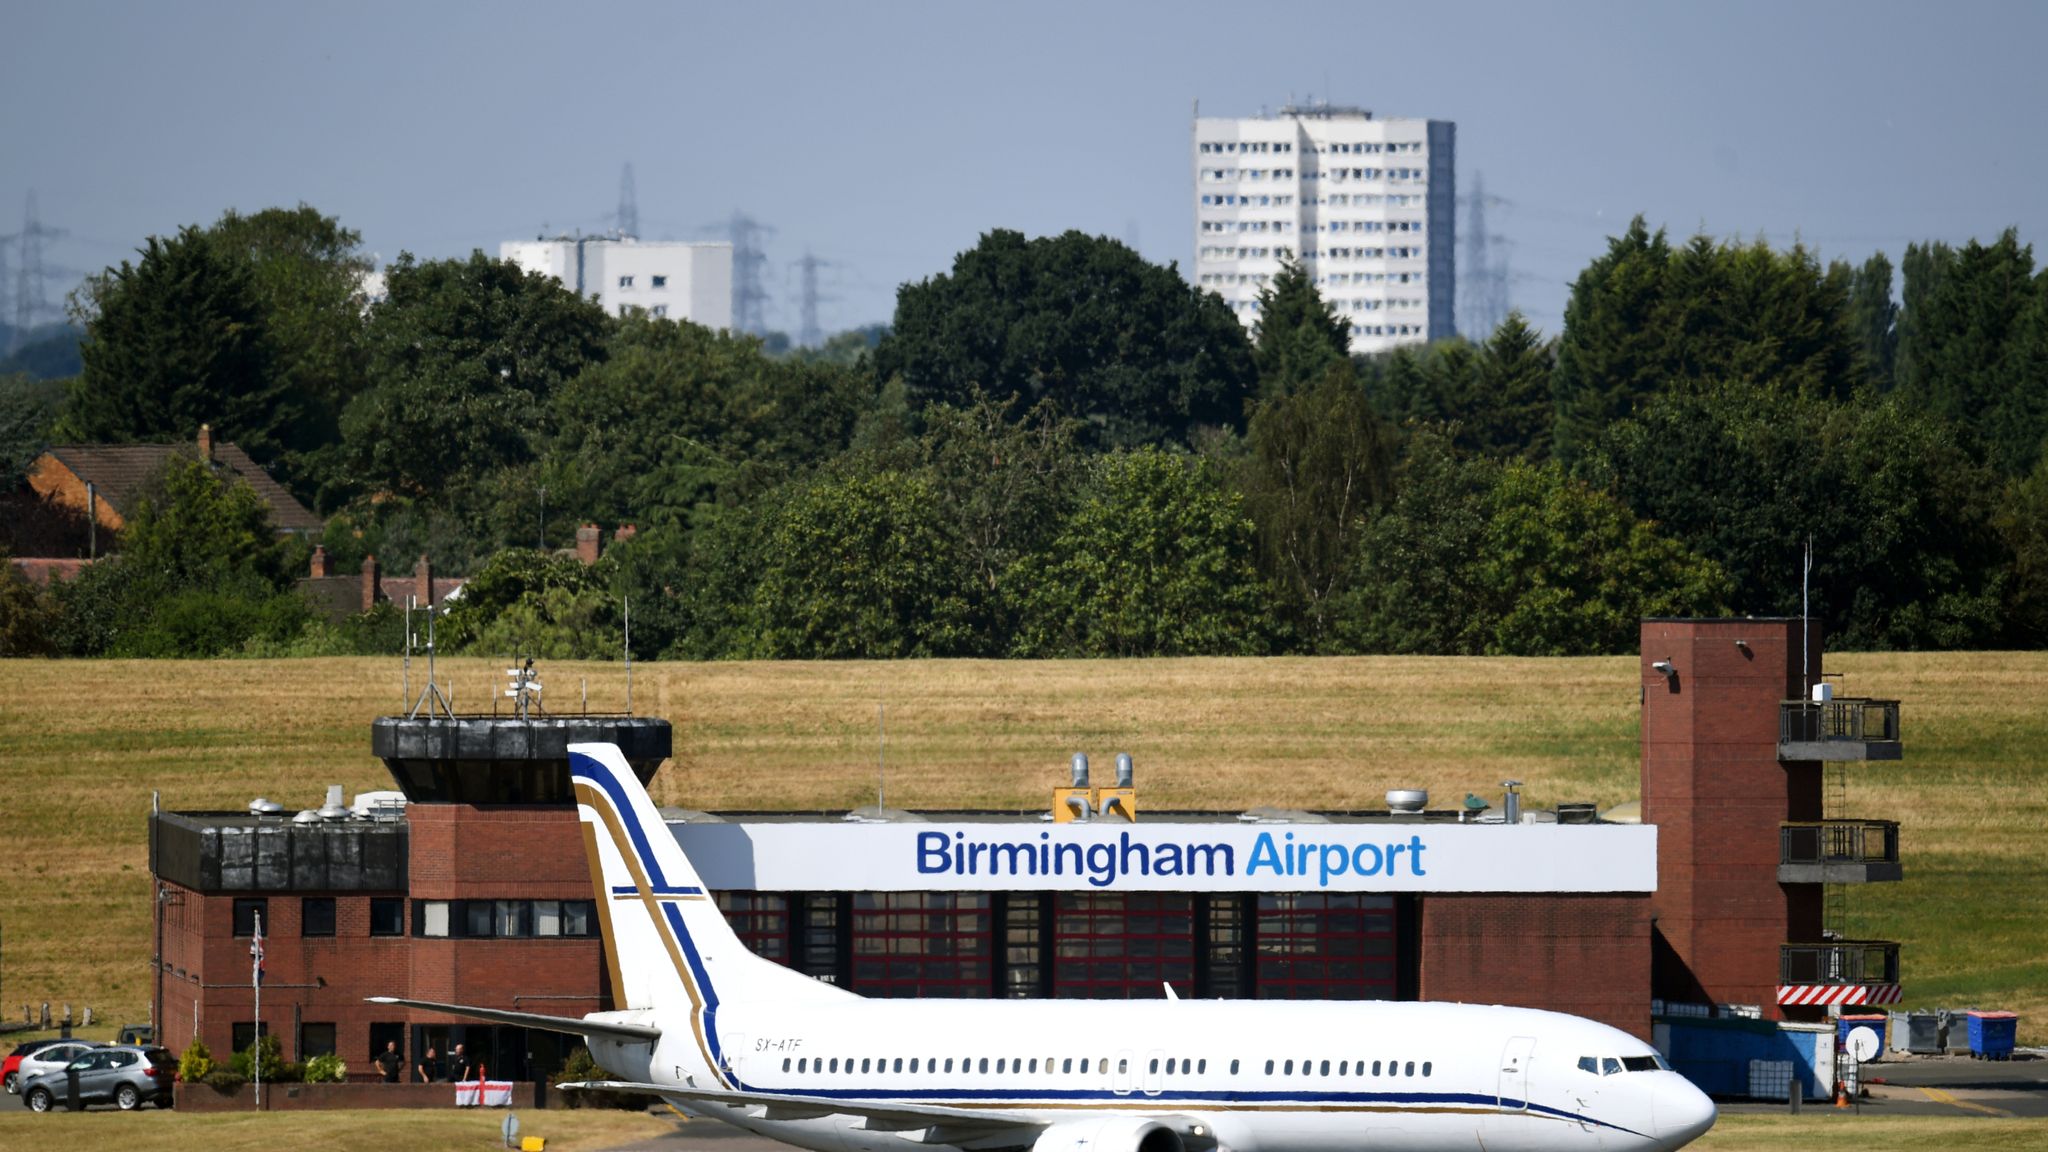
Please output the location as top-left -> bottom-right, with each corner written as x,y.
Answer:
790,250 -> 837,349
11,191 -> 69,352
706,211 -> 774,336
1458,172 -> 1512,339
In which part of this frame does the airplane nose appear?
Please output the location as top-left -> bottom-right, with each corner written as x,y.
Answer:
1653,1077 -> 1717,1148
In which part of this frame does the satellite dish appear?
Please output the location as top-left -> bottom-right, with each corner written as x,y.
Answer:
1847,1026 -> 1881,1063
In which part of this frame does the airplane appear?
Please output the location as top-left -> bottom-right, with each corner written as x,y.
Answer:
373,741 -> 1717,1152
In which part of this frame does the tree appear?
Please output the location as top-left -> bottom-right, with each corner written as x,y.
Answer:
1461,312 -> 1555,460
874,230 -> 1257,447
1551,218 -> 1673,464
1849,251 -> 1899,390
0,545 -> 54,656
344,251 -> 609,499
1997,456 -> 2048,647
544,315 -> 870,534
915,396 -> 1084,620
1335,434 -> 1729,655
1894,230 -> 2041,473
438,548 -> 622,660
64,226 -> 288,459
1251,259 -> 1350,395
206,205 -> 372,502
1011,448 -> 1267,657
1239,365 -> 1392,648
1592,382 -> 2005,649
738,469 -> 981,658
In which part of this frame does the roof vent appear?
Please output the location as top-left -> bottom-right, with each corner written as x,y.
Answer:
317,784 -> 350,821
1556,802 -> 1598,825
248,797 -> 285,816
293,809 -> 323,825
1385,789 -> 1428,813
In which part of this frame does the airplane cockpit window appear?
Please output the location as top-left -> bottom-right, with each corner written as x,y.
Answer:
1578,1057 -> 1598,1074
1622,1056 -> 1661,1072
1601,1057 -> 1622,1076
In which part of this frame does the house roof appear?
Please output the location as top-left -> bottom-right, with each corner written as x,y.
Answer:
42,441 -> 324,533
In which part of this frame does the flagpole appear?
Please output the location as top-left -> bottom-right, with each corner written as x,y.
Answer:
252,910 -> 263,1108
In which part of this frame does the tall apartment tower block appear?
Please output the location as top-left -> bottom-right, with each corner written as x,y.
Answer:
1639,618 -> 1904,1019
1193,102 -> 1454,354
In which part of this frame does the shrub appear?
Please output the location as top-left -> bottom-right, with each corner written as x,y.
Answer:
177,1038 -> 213,1083
200,1067 -> 245,1094
227,1033 -> 284,1083
302,1053 -> 347,1083
550,1046 -> 640,1110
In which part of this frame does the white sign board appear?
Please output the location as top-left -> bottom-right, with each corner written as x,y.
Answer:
670,821 -> 1657,894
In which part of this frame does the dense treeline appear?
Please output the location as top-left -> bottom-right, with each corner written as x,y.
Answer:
2,208 -> 2045,659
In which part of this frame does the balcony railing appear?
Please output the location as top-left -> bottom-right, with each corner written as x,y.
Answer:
1779,819 -> 1902,883
1779,698 -> 1902,761
1780,940 -> 1900,988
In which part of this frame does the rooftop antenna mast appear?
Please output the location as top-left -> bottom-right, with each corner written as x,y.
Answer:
1802,536 -> 1813,696
407,609 -> 455,720
617,163 -> 641,239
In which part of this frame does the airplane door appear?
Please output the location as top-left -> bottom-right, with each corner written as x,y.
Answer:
1143,1050 -> 1165,1096
1112,1050 -> 1135,1096
1497,1036 -> 1535,1111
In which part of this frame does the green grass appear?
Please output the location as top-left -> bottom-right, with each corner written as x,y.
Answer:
0,1106 -> 675,1152
0,653 -> 2043,1041
1697,1114 -> 2044,1150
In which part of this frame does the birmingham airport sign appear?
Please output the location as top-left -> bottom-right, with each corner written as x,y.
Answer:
670,822 -> 1658,894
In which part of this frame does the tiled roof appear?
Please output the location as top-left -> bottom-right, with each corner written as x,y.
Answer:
42,441 -> 323,533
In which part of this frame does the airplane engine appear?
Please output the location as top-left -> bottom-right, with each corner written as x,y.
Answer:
1030,1116 -> 1206,1152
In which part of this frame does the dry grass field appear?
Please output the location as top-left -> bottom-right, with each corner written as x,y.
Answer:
0,653 -> 2042,1041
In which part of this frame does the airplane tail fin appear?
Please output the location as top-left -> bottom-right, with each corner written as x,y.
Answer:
570,742 -> 853,1024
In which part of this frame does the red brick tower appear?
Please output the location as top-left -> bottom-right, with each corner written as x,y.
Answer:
1641,618 -> 1902,1020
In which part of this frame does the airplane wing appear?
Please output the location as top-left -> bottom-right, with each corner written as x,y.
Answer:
364,997 -> 660,1044
562,1081 -> 1050,1147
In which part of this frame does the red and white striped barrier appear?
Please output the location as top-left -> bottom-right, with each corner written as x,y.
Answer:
1778,984 -> 1902,1007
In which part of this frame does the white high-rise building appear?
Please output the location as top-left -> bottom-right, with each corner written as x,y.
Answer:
1193,103 -> 1454,353
500,235 -> 734,330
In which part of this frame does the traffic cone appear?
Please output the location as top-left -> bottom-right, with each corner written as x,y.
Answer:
1834,1078 -> 1850,1109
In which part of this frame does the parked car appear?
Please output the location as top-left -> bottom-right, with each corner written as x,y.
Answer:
116,1024 -> 154,1046
8,1041 -> 99,1094
4,1039 -> 71,1093
21,1045 -> 174,1112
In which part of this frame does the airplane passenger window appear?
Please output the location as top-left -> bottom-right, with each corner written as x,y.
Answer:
1098,1059 -> 1108,1074
830,1059 -> 839,1073
1601,1058 -> 1621,1076
1118,1058 -> 1128,1074
1229,1060 -> 1238,1075
862,1059 -> 871,1073
1405,1062 -> 1415,1076
1264,1060 -> 1274,1074
998,1059 -> 1007,1073
1372,1061 -> 1381,1075
911,1059 -> 920,1073
1062,1059 -> 1073,1073
1149,1058 -> 1159,1074
1423,1062 -> 1432,1077
1284,1060 -> 1294,1074
894,1059 -> 904,1073
1030,1059 -> 1039,1073
1339,1061 -> 1348,1075
783,1058 -> 791,1071
944,1059 -> 954,1072
1320,1060 -> 1330,1075
1199,1060 -> 1208,1074
979,1058 -> 989,1073
1578,1057 -> 1598,1075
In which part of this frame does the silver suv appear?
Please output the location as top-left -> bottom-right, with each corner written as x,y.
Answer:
20,1045 -> 174,1112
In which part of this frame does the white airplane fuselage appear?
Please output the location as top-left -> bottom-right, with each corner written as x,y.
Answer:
594,995 -> 1711,1152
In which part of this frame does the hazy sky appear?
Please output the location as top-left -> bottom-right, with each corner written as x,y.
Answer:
4,1 -> 2043,339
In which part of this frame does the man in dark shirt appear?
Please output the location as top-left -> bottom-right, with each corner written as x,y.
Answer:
450,1042 -> 476,1083
416,1046 -> 442,1083
374,1041 -> 404,1083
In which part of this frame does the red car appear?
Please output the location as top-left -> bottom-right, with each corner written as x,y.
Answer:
4,1040 -> 69,1094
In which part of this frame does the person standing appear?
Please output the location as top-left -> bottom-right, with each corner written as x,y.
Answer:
450,1042 -> 476,1083
416,1046 -> 442,1083
374,1040 -> 404,1083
